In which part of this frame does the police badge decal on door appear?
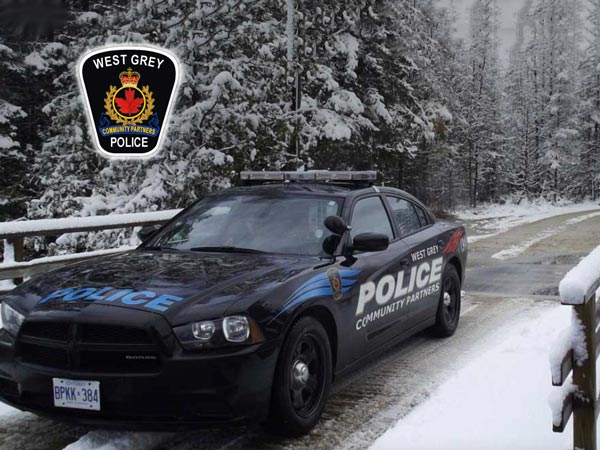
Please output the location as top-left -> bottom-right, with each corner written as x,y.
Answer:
78,46 -> 179,158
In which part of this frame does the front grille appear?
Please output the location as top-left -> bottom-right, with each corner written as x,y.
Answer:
17,321 -> 162,373
79,324 -> 153,344
18,342 -> 69,368
20,321 -> 70,342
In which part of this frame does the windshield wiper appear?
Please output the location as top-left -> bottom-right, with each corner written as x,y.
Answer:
142,245 -> 179,251
189,246 -> 267,254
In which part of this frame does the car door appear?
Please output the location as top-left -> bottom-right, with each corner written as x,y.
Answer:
385,196 -> 444,328
342,194 -> 411,357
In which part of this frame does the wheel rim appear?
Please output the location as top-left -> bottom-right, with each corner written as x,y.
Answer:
443,275 -> 460,327
289,334 -> 324,417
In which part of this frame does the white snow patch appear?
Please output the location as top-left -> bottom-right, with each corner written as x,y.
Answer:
76,11 -> 101,24
560,244 -> 600,305
549,311 -> 588,385
3,239 -> 14,264
0,136 -> 17,149
458,200 -> 600,243
548,381 -> 578,428
63,430 -> 173,450
328,90 -> 364,115
491,211 -> 600,260
24,51 -> 48,71
370,305 -> 574,450
0,279 -> 16,291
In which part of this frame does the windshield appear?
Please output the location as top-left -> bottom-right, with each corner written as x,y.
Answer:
144,194 -> 342,256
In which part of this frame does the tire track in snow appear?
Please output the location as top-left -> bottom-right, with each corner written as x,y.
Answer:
491,211 -> 600,260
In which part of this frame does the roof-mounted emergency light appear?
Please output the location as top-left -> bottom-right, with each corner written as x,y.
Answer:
240,170 -> 377,184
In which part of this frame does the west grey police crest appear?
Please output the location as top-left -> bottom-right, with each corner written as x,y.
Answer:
78,46 -> 179,158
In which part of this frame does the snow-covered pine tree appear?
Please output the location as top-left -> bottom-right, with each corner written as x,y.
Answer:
463,0 -> 503,207
516,0 -> 582,201
504,0 -> 539,201
576,0 -> 600,200
413,0 -> 471,210
0,41 -> 28,221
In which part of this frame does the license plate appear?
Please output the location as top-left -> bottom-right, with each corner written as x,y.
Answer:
52,378 -> 100,411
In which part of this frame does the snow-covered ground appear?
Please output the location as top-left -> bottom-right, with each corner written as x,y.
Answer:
63,431 -> 173,450
491,211 -> 600,260
457,199 -> 600,243
370,303 -> 576,450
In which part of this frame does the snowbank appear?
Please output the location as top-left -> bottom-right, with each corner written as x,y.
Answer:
559,244 -> 600,305
370,305 -> 573,450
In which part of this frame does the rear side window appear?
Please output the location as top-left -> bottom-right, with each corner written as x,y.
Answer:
386,197 -> 422,236
414,205 -> 429,227
350,197 -> 394,239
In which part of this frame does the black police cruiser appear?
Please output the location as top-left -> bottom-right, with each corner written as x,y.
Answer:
0,171 -> 467,436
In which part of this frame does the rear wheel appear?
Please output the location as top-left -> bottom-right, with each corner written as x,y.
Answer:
430,264 -> 461,337
267,316 -> 332,437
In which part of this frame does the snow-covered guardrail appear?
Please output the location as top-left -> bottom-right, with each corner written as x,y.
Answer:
550,245 -> 600,450
0,210 -> 181,286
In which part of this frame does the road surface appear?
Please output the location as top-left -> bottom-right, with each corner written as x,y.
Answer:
1,208 -> 599,450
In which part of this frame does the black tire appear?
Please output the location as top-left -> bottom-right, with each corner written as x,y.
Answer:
430,264 -> 461,337
266,316 -> 332,437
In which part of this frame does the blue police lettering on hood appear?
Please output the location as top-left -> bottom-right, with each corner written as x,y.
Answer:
39,287 -> 183,312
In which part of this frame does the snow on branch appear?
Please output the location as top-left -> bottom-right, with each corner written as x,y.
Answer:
559,244 -> 600,305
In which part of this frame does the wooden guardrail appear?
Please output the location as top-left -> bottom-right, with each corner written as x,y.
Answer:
0,210 -> 180,284
552,250 -> 600,450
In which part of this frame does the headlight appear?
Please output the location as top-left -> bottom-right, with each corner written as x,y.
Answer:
223,316 -> 250,342
192,321 -> 215,340
174,315 -> 264,350
1,302 -> 25,336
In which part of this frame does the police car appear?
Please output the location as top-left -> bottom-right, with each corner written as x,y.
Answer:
0,171 -> 467,436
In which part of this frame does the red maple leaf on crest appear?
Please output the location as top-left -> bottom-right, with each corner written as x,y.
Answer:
115,89 -> 143,115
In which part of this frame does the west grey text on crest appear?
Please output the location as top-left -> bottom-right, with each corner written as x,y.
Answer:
91,54 -> 166,70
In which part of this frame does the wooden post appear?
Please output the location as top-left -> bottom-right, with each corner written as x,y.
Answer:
573,294 -> 597,450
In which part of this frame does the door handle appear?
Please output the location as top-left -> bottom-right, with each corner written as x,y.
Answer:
399,258 -> 409,268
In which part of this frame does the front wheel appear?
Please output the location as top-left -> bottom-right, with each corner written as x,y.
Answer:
430,264 -> 461,337
266,316 -> 332,437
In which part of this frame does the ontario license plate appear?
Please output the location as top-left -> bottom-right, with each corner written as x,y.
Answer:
52,378 -> 100,411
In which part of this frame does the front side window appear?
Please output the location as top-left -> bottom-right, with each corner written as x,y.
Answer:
145,194 -> 341,256
386,196 -> 422,237
350,196 -> 394,239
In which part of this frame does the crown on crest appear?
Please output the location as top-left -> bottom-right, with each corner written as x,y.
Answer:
119,68 -> 140,87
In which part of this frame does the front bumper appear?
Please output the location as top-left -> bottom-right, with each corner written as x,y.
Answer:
0,310 -> 279,429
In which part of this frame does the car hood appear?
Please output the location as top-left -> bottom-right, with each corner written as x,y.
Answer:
6,249 -> 319,325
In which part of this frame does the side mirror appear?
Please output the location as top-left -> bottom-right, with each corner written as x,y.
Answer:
138,224 -> 161,242
324,216 -> 351,236
353,233 -> 389,253
322,235 -> 341,255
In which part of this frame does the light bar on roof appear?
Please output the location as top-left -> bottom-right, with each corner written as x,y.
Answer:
240,171 -> 285,181
240,171 -> 377,182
